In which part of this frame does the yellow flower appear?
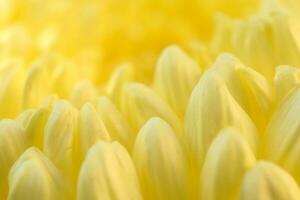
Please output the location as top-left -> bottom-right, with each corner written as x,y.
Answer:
1,0 -> 300,200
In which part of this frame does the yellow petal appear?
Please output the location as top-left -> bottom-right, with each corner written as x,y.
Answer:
22,64 -> 52,109
8,147 -> 71,200
23,107 -> 50,148
201,127 -> 256,200
269,13 -> 300,67
240,161 -> 300,200
184,41 -> 213,68
52,61 -> 80,98
274,65 -> 300,103
211,11 -> 300,80
96,96 -> 134,150
121,83 -> 182,134
43,100 -> 78,178
153,45 -> 201,118
133,117 -> 188,200
40,94 -> 59,109
15,109 -> 35,128
106,63 -> 135,109
0,120 -> 26,199
0,59 -> 25,118
213,53 -> 273,132
210,14 -> 233,55
79,102 -> 110,158
265,87 -> 300,183
70,80 -> 99,108
77,141 -> 142,200
184,69 -> 259,168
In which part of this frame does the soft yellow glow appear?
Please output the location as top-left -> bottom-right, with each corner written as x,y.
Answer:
1,0 -> 300,199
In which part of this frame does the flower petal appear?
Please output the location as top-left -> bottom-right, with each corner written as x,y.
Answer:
239,161 -> 300,200
77,141 -> 142,200
79,102 -> 110,158
121,83 -> 182,134
153,45 -> 201,118
133,117 -> 189,200
96,96 -> 134,150
8,147 -> 71,200
184,69 -> 259,168
201,127 -> 256,200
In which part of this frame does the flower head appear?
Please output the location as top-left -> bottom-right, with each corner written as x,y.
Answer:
1,0 -> 300,199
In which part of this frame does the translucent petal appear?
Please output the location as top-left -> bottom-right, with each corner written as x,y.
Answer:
153,45 -> 201,118
133,117 -> 188,200
22,64 -> 52,109
43,100 -> 78,178
0,60 -> 25,118
106,63 -> 135,109
15,109 -> 35,128
265,87 -> 300,183
96,96 -> 134,150
79,102 -> 110,158
211,11 -> 300,80
77,141 -> 142,200
213,53 -> 273,132
184,69 -> 259,168
52,61 -> 80,98
8,147 -> 71,200
240,161 -> 300,200
201,128 -> 256,200
22,107 -> 51,148
70,80 -> 99,108
0,120 -> 26,199
121,83 -> 182,134
274,65 -> 300,103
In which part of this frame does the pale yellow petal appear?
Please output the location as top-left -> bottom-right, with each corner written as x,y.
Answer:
52,61 -> 80,98
210,14 -> 233,55
274,65 -> 300,102
153,45 -> 201,118
184,41 -> 213,68
8,147 -> 71,200
0,120 -> 26,199
265,87 -> 300,183
213,53 -> 273,132
239,161 -> 300,200
184,69 -> 259,168
70,80 -> 99,108
23,107 -> 50,148
106,63 -> 135,109
43,100 -> 78,178
0,60 -> 25,118
15,109 -> 35,128
79,102 -> 110,158
133,117 -> 188,200
40,94 -> 59,109
77,141 -> 142,200
96,96 -> 134,150
201,127 -> 256,200
22,64 -> 52,109
121,83 -> 182,134
211,11 -> 300,80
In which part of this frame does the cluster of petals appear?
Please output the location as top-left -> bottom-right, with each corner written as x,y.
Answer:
1,0 -> 300,200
